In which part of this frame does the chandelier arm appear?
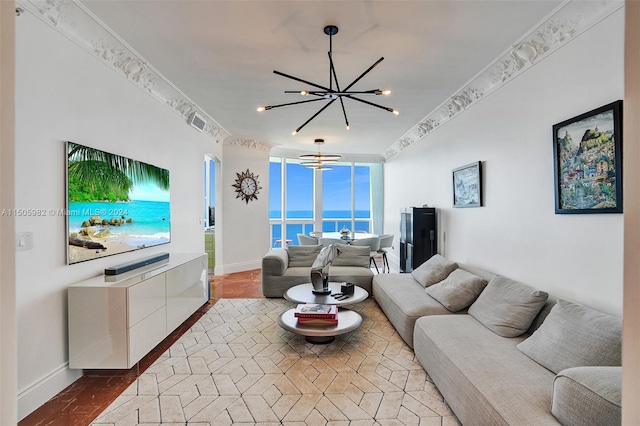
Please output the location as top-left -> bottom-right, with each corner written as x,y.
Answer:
343,57 -> 384,92
263,98 -> 326,110
344,95 -> 396,113
289,90 -> 379,96
338,96 -> 350,129
293,99 -> 337,134
328,52 -> 342,92
273,70 -> 332,92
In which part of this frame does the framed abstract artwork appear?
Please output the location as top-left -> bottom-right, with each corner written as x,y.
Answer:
453,161 -> 482,208
552,100 -> 623,214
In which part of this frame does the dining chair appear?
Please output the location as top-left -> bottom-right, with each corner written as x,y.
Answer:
376,233 -> 394,273
318,238 -> 344,246
350,236 -> 381,273
297,234 -> 319,245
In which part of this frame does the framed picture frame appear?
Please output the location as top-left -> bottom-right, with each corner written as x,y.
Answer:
552,100 -> 623,214
452,161 -> 482,208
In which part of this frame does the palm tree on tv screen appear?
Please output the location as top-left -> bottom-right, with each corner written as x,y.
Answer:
67,142 -> 169,202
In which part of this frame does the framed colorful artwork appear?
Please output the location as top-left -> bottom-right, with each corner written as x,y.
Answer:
552,101 -> 623,214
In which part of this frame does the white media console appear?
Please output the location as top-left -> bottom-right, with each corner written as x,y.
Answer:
68,253 -> 208,369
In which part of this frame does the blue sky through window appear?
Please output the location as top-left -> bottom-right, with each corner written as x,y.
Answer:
270,159 -> 371,219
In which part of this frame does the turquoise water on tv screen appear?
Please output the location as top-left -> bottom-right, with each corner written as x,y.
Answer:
68,200 -> 170,247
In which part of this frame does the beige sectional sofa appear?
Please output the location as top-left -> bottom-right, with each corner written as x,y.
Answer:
372,255 -> 622,426
261,244 -> 374,297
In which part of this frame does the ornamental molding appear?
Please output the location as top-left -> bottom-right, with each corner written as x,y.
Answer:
224,136 -> 273,152
383,0 -> 624,161
17,0 -> 230,144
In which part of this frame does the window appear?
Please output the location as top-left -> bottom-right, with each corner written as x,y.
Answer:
269,157 -> 381,246
286,160 -> 313,219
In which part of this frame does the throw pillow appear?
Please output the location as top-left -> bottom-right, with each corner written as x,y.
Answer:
410,254 -> 458,288
425,269 -> 488,312
468,275 -> 548,337
330,244 -> 370,268
516,299 -> 622,374
287,245 -> 323,267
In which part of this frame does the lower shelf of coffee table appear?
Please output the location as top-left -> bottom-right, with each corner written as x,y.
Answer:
277,308 -> 363,344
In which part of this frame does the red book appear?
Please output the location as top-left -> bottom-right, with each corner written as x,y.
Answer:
294,303 -> 337,319
297,316 -> 338,325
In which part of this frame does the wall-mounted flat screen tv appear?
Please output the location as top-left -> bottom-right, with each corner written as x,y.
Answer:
66,141 -> 170,265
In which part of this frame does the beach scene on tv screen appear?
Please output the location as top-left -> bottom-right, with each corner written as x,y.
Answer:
67,142 -> 170,265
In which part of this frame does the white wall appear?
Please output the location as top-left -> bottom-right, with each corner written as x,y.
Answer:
14,12 -> 220,419
1,1 -> 18,424
384,9 -> 624,316
216,141 -> 271,274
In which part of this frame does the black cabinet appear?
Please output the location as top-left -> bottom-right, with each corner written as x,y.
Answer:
400,207 -> 437,272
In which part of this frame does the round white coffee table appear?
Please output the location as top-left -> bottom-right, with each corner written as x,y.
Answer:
284,283 -> 368,305
277,308 -> 363,344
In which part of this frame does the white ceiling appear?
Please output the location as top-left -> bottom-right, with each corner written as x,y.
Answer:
80,0 -> 562,156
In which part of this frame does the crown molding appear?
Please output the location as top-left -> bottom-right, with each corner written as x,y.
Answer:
17,0 -> 231,144
383,0 -> 624,161
224,136 -> 273,152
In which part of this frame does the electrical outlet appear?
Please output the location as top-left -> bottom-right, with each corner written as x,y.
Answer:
16,232 -> 33,251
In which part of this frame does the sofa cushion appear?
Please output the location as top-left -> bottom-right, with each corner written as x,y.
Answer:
468,275 -> 548,338
372,273 -> 455,348
410,254 -> 458,287
425,269 -> 488,312
516,300 -> 622,374
413,315 -> 558,425
552,366 -> 621,426
287,245 -> 323,267
330,244 -> 369,268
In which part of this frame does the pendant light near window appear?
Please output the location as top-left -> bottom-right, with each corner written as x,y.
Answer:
299,139 -> 341,170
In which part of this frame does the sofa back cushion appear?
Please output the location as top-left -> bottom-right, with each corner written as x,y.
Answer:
516,299 -> 622,374
411,254 -> 458,288
468,275 -> 548,337
425,269 -> 488,312
330,244 -> 370,268
287,245 -> 323,267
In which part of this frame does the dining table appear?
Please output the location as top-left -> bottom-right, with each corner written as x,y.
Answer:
312,232 -> 378,243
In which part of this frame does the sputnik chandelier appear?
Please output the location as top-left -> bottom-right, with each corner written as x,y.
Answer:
257,25 -> 398,135
299,139 -> 341,170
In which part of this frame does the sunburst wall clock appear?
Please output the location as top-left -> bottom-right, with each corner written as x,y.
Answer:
232,169 -> 262,204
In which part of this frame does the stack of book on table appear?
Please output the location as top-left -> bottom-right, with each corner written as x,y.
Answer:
294,303 -> 338,325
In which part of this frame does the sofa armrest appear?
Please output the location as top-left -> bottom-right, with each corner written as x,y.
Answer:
552,366 -> 621,426
262,248 -> 288,277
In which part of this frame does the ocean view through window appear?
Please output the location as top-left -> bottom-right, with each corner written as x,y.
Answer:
270,157 -> 382,247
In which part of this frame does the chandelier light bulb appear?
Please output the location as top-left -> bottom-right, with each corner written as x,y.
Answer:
382,90 -> 391,95
292,130 -> 298,135
346,124 -> 350,130
392,109 -> 400,115
300,90 -> 309,96
257,106 -> 265,112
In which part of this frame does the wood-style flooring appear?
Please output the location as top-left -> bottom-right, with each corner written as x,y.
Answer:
18,269 -> 264,426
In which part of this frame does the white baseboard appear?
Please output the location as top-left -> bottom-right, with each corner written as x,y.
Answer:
17,363 -> 82,421
214,259 -> 261,276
